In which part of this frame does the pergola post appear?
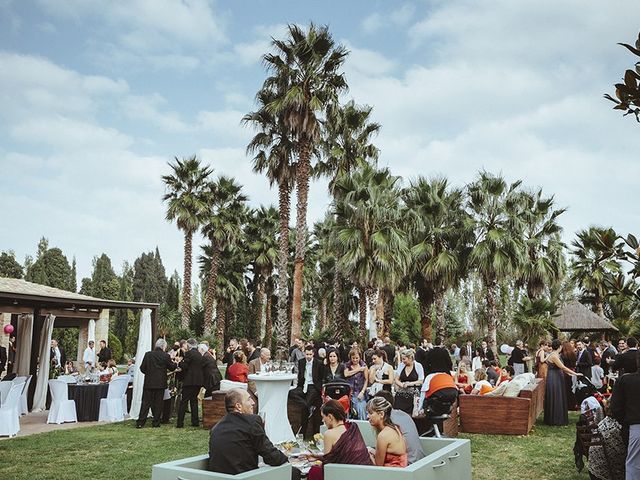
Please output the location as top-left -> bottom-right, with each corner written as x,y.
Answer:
95,309 -> 109,345
77,321 -> 89,365
0,313 -> 10,348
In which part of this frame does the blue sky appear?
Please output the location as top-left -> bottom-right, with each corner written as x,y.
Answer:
1,0 -> 639,283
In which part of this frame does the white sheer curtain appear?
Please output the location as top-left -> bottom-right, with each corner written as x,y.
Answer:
129,308 -> 152,420
15,314 -> 34,376
88,319 -> 96,343
32,314 -> 56,412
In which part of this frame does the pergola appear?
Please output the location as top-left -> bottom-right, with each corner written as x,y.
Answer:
552,300 -> 619,338
0,277 -> 158,409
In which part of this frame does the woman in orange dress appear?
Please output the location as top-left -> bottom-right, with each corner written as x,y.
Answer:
366,397 -> 407,467
226,350 -> 249,383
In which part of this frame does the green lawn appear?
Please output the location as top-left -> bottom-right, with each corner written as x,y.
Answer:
0,413 -> 588,480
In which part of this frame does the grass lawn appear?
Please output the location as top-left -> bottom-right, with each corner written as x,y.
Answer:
0,412 -> 588,480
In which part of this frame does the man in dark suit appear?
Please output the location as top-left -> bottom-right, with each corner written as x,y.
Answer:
480,341 -> 495,362
209,389 -> 299,479
136,338 -> 177,428
381,337 -> 397,368
610,337 -> 639,376
50,339 -> 66,369
200,344 -> 222,398
600,339 -> 617,377
176,338 -> 205,428
610,350 -> 640,478
575,340 -> 593,378
415,338 -> 430,375
97,339 -> 112,364
425,337 -> 453,375
289,345 -> 323,437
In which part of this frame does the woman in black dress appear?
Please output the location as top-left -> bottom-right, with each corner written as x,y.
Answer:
324,349 -> 346,383
393,349 -> 424,415
544,339 -> 583,426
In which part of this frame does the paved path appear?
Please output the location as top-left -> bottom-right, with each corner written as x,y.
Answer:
0,411 -> 102,440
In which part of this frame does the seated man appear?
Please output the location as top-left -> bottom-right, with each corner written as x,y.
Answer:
374,391 -> 425,464
209,388 -> 300,480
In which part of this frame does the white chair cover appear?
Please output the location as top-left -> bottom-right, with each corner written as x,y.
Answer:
47,379 -> 77,424
220,379 -> 248,391
57,375 -> 77,384
130,308 -> 152,420
32,314 -> 56,412
0,384 -> 22,437
0,382 -> 12,405
98,377 -> 129,422
19,375 -> 32,415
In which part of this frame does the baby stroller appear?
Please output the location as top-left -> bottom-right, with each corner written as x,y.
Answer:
322,381 -> 352,416
421,390 -> 458,438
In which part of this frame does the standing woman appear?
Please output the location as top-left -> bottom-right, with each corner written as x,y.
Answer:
544,339 -> 582,426
535,341 -> 550,380
344,349 -> 368,419
393,349 -> 424,415
323,350 -> 346,383
561,340 -> 578,410
368,350 -> 395,395
366,397 -> 408,467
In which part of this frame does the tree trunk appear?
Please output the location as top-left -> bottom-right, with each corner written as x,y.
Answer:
215,299 -> 227,351
332,270 -> 342,331
256,276 -> 266,340
318,297 -> 327,331
203,242 -> 220,335
434,289 -> 446,340
264,290 -> 273,349
485,278 -> 499,358
181,230 -> 193,328
376,292 -> 385,338
357,286 -> 367,343
275,181 -> 291,354
416,277 -> 434,342
291,140 -> 311,343
383,290 -> 394,339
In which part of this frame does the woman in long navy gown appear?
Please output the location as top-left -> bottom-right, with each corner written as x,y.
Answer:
544,339 -> 583,426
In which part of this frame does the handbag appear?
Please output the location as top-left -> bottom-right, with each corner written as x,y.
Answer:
366,382 -> 383,397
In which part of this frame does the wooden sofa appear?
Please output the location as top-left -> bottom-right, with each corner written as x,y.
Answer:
458,378 -> 545,435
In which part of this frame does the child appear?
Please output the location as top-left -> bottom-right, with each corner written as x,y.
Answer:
590,357 -> 605,392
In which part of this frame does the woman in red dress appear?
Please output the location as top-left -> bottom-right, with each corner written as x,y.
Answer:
226,350 -> 249,383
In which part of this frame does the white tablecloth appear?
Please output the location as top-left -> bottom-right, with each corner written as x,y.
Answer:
248,373 -> 296,444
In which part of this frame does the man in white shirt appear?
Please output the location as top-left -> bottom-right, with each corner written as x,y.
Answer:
83,340 -> 96,370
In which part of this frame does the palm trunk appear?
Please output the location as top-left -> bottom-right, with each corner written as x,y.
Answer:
332,270 -> 342,331
434,289 -> 446,340
181,230 -> 193,328
291,141 -> 311,343
265,289 -> 273,349
357,286 -> 367,344
376,292 -> 385,338
275,181 -> 291,354
215,299 -> 227,351
203,242 -> 220,335
485,278 -> 498,358
256,277 -> 266,340
383,290 -> 394,339
416,276 -> 434,341
318,297 -> 327,331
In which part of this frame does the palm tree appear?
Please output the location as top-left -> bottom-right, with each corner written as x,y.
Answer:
403,177 -> 473,341
201,176 -> 248,335
246,206 -> 279,343
571,227 -> 624,317
467,171 -> 525,356
318,100 -> 380,331
333,162 -> 411,342
162,156 -> 212,328
517,189 -> 567,299
263,23 -> 349,343
244,88 -> 297,355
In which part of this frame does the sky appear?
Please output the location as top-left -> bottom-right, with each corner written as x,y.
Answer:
1,0 -> 639,283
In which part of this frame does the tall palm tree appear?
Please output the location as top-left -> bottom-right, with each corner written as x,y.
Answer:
467,172 -> 525,356
403,177 -> 473,341
162,155 -> 212,328
263,23 -> 349,343
517,189 -> 567,299
571,227 -> 624,317
244,88 -> 297,355
333,162 -> 411,342
318,100 -> 380,331
246,205 -> 279,342
201,176 -> 248,335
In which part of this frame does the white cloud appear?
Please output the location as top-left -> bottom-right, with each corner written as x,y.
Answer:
361,13 -> 384,35
343,42 -> 396,78
120,93 -> 189,133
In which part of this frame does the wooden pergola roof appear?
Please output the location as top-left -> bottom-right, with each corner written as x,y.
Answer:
552,300 -> 619,332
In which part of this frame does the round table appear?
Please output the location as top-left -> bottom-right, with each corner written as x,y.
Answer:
68,383 -> 109,421
248,373 -> 296,444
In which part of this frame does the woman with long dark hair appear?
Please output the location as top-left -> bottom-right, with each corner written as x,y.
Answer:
544,339 -> 582,426
366,397 -> 407,467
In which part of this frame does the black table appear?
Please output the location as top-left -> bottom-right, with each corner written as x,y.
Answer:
68,383 -> 109,421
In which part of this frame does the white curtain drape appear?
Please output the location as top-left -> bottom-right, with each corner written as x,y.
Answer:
129,308 -> 152,420
15,314 -> 34,376
32,314 -> 56,412
88,319 -> 96,343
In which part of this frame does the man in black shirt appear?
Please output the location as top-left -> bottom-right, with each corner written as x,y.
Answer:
97,339 -> 112,364
209,389 -> 299,479
610,337 -> 639,376
610,350 -> 640,479
425,337 -> 453,375
381,337 -> 397,368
